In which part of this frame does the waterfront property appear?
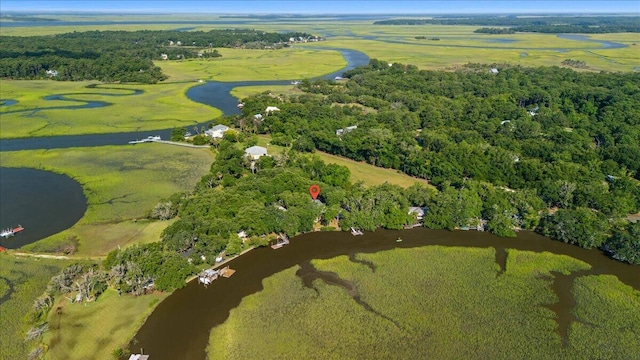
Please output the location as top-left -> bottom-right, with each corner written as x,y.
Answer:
204,125 -> 230,139
244,145 -> 268,160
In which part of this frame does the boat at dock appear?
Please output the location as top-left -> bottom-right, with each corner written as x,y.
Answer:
1,225 -> 24,238
198,269 -> 219,286
350,227 -> 363,236
271,234 -> 289,249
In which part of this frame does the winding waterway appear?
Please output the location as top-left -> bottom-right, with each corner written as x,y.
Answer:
128,228 -> 639,360
0,48 -> 368,152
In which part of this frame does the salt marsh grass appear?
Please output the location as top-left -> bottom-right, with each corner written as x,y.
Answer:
0,144 -> 214,255
208,247 -> 637,360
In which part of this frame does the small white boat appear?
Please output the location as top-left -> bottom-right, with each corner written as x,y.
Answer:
350,227 -> 363,236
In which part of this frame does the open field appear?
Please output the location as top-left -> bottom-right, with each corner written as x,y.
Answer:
316,151 -> 434,189
0,254 -> 70,359
0,81 -> 220,139
208,246 -> 639,359
42,288 -> 168,360
0,144 -> 214,256
158,48 -> 347,82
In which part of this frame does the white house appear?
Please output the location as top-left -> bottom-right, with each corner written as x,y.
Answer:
265,106 -> 280,114
204,124 -> 230,138
245,145 -> 268,160
490,68 -> 499,74
253,114 -> 264,121
160,53 -> 168,60
336,125 -> 357,136
46,69 -> 58,77
408,207 -> 425,221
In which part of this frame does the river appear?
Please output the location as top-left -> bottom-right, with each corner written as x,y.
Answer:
0,168 -> 87,249
128,228 -> 639,360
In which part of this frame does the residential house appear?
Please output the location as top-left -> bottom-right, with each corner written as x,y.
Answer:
204,124 -> 230,138
160,53 -> 168,60
408,207 -> 425,221
265,106 -> 280,114
490,68 -> 499,74
336,125 -> 357,136
253,114 -> 263,122
46,69 -> 58,77
245,145 -> 268,160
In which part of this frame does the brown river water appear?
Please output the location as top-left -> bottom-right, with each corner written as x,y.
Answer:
128,228 -> 639,360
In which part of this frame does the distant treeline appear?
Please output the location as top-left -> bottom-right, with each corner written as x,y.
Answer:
0,14 -> 59,22
474,27 -> 516,34
0,29 -> 313,83
374,16 -> 640,33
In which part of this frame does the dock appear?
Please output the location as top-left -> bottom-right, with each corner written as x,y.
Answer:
1,225 -> 24,238
271,233 -> 289,249
220,266 -> 236,278
128,136 -> 209,148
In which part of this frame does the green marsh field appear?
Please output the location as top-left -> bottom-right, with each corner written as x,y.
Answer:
0,81 -> 219,139
208,247 -> 640,360
0,144 -> 214,256
159,48 -> 347,82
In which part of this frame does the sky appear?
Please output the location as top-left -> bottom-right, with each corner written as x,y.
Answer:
2,1 -> 639,15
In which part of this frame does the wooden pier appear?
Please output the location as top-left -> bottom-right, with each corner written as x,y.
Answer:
220,266 -> 236,278
271,233 -> 289,249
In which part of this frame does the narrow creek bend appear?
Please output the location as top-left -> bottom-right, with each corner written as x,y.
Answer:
127,228 -> 639,360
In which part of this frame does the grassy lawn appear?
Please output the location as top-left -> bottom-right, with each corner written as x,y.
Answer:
0,254 -> 70,359
158,48 -> 347,82
0,144 -> 214,256
0,81 -> 219,139
43,288 -> 169,360
207,246 -> 639,360
316,151 -> 434,189
252,134 -> 434,189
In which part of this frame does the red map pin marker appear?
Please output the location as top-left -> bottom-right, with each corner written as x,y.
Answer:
309,184 -> 321,200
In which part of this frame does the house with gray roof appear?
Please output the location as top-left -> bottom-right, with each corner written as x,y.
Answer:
245,145 -> 268,160
205,124 -> 230,138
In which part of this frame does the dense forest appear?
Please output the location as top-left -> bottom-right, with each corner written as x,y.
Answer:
0,29 -> 314,82
232,60 -> 640,263
374,16 -> 640,33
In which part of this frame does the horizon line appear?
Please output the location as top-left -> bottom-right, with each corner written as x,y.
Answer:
2,10 -> 639,15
